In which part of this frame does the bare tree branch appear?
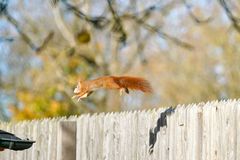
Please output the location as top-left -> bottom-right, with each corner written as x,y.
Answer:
62,0 -> 193,50
0,0 -> 8,15
3,0 -> 193,59
4,9 -> 53,52
218,0 -> 240,33
36,31 -> 54,53
121,0 -> 148,74
51,1 -> 76,47
62,0 -> 109,29
106,0 -> 127,43
123,14 -> 194,49
5,11 -> 37,50
122,34 -> 150,74
182,0 -> 212,24
0,36 -> 14,42
49,1 -> 99,68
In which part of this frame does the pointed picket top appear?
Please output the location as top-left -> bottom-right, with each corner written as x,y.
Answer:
1,99 -> 240,160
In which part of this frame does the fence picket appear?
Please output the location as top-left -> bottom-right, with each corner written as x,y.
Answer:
0,100 -> 240,160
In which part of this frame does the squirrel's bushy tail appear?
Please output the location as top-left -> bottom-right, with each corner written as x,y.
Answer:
117,76 -> 153,93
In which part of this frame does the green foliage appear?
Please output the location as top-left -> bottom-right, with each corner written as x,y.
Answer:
11,84 -> 80,121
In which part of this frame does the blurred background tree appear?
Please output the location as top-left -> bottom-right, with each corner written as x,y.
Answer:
0,0 -> 240,121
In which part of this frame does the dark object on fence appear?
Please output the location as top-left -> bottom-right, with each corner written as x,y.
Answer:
149,107 -> 175,154
0,130 -> 35,151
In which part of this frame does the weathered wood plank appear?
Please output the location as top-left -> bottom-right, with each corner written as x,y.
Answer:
0,100 -> 239,160
60,121 -> 76,160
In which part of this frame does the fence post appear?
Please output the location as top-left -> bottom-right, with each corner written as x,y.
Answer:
60,121 -> 77,160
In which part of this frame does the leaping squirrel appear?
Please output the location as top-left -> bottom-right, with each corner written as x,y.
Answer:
72,76 -> 153,101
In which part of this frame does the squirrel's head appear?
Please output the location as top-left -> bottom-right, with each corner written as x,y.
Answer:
73,81 -> 82,94
72,81 -> 93,101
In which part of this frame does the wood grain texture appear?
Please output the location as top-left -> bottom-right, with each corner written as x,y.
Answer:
0,100 -> 239,160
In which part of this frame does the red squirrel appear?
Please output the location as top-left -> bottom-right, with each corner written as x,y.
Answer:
72,76 -> 153,101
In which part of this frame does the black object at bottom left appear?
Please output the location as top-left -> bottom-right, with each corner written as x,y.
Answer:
0,130 -> 35,151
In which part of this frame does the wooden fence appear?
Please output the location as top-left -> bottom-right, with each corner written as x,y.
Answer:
0,99 -> 240,160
